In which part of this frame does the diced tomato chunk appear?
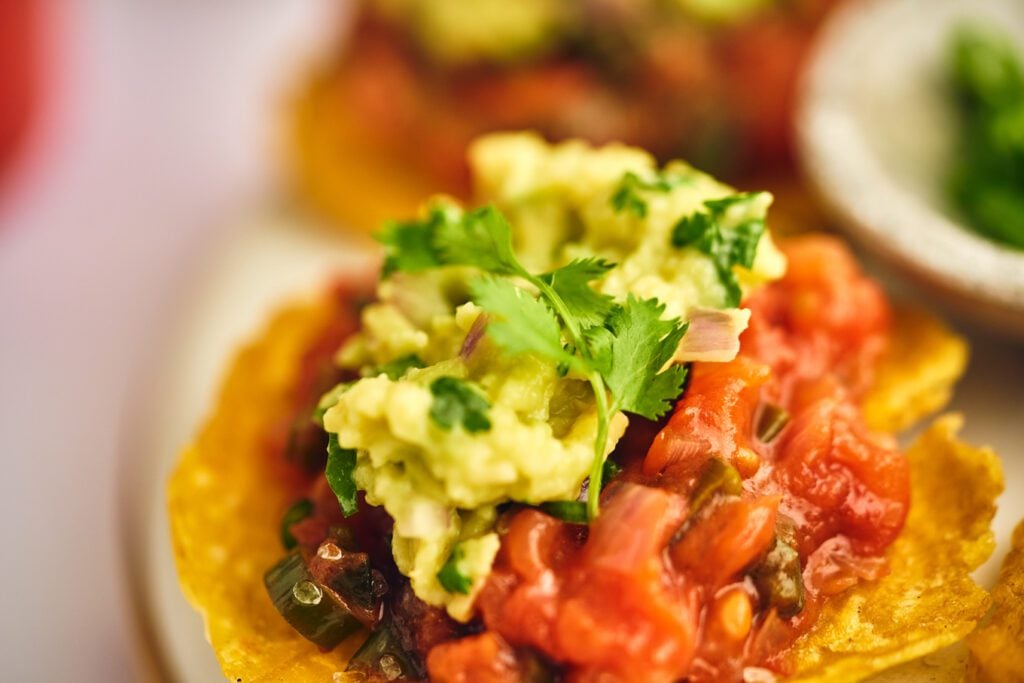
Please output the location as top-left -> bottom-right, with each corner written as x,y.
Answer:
479,486 -> 699,683
644,358 -> 769,481
501,509 -> 572,581
427,632 -> 526,683
743,235 -> 890,398
670,496 -> 779,589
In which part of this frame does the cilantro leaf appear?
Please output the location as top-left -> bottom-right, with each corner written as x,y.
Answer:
375,202 -> 461,277
541,258 -> 616,329
429,376 -> 492,433
590,295 -> 689,420
671,193 -> 767,307
326,434 -> 359,517
368,354 -> 426,380
610,170 -> 694,218
375,202 -> 531,279
375,219 -> 442,278
433,205 -> 523,277
437,545 -> 472,594
610,172 -> 650,217
469,276 -> 575,367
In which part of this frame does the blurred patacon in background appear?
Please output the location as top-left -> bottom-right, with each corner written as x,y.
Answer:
0,1 -> 1021,681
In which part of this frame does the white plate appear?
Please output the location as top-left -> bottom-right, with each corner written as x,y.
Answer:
121,211 -> 1024,681
119,210 -> 373,681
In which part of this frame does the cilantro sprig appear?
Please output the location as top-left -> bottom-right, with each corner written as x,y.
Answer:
671,193 -> 767,307
377,202 -> 689,519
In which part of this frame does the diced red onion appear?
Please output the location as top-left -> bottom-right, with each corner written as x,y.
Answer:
675,307 -> 751,363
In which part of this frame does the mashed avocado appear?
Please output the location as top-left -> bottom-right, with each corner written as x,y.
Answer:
321,133 -> 785,619
369,0 -> 778,66
371,0 -> 570,65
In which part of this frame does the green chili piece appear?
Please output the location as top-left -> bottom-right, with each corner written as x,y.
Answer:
756,403 -> 790,443
752,537 -> 805,618
690,457 -> 743,513
263,551 -> 362,650
347,619 -> 424,680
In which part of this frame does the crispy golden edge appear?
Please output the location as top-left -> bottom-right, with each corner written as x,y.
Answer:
170,291 -> 985,682
285,71 -> 442,233
168,297 -> 363,682
790,414 -> 1004,682
863,305 -> 969,434
966,520 -> 1024,683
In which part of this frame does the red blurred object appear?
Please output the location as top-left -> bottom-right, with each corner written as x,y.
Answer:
0,2 -> 42,186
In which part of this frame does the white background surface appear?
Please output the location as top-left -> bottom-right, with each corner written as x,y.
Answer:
1,2 -> 1021,682
0,2 -> 340,680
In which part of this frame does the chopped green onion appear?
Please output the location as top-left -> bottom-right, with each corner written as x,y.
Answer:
279,498 -> 314,550
539,500 -> 589,524
756,403 -> 790,443
437,545 -> 472,595
689,457 -> 743,513
347,619 -> 424,680
264,552 -> 362,650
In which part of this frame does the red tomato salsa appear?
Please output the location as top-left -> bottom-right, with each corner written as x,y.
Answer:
275,236 -> 909,682
426,235 -> 908,682
333,2 -> 842,190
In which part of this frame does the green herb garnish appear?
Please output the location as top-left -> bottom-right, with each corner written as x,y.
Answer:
380,203 -> 689,520
948,26 -> 1024,249
326,434 -> 359,517
437,545 -> 472,594
539,500 -> 589,524
375,202 -> 460,277
671,193 -> 766,307
429,376 -> 493,433
611,170 -> 693,218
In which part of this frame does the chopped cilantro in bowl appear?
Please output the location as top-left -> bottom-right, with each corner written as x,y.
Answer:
948,25 -> 1024,250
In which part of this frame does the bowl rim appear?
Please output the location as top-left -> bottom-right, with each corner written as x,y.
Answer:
795,0 -> 1024,331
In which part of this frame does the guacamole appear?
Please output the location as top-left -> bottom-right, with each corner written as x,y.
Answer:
319,133 -> 784,619
367,0 -> 778,66
370,0 -> 570,65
